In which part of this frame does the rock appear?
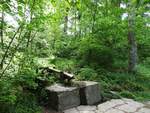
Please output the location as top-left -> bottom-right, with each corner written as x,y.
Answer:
79,111 -> 95,113
143,101 -> 150,108
73,81 -> 101,105
104,108 -> 124,113
137,107 -> 150,113
110,99 -> 125,105
146,101 -> 150,106
97,99 -> 125,112
114,99 -> 144,112
77,106 -> 96,111
126,100 -> 144,108
97,101 -> 114,112
46,84 -> 80,111
115,104 -> 138,112
63,108 -> 79,113
62,98 -> 150,113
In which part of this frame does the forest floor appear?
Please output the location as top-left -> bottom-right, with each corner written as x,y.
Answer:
43,98 -> 150,113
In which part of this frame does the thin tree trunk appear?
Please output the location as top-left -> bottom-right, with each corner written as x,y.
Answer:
78,9 -> 81,37
1,8 -> 4,50
128,8 -> 137,73
26,31 -> 32,47
26,0 -> 35,48
0,26 -> 22,69
30,31 -> 37,49
91,1 -> 98,34
75,10 -> 77,37
64,8 -> 68,34
0,27 -> 24,77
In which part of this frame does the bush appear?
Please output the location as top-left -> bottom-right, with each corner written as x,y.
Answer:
76,67 -> 98,81
0,77 -> 42,113
136,64 -> 150,77
55,38 -> 78,58
0,79 -> 17,113
119,91 -> 136,99
0,59 -> 42,113
15,93 -> 42,113
51,58 -> 77,72
78,37 -> 114,69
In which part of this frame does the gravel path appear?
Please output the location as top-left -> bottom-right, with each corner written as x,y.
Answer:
43,99 -> 150,113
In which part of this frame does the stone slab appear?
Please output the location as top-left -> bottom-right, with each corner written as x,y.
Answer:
97,99 -> 125,112
46,84 -> 80,111
137,107 -> 150,113
79,111 -> 95,113
77,106 -> 96,111
63,108 -> 79,113
104,108 -> 124,113
115,104 -> 138,112
44,98 -> 150,113
73,81 -> 101,105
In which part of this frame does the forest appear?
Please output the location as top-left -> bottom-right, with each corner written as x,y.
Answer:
0,0 -> 150,113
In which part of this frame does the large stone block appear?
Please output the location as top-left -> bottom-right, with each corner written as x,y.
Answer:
73,81 -> 101,105
46,84 -> 80,111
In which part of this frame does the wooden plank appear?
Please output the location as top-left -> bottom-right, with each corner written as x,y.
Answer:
38,67 -> 74,81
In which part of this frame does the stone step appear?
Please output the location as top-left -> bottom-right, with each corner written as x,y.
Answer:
45,81 -> 102,111
46,84 -> 80,111
73,81 -> 102,105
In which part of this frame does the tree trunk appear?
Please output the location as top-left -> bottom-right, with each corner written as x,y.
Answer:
128,9 -> 137,73
64,15 -> 68,33
0,7 -> 4,70
0,4 -> 4,70
64,8 -> 69,34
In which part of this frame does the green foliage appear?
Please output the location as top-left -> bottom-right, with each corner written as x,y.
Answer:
0,0 -> 150,112
77,66 -> 150,100
0,79 -> 17,113
15,93 -> 42,113
78,37 -> 114,68
119,91 -> 136,99
137,64 -> 150,77
54,38 -> 79,58
15,70 -> 38,90
133,91 -> 150,101
51,58 -> 77,72
0,77 -> 42,113
76,67 -> 98,81
0,52 -> 42,113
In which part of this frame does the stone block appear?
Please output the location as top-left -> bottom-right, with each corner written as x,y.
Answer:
46,84 -> 80,111
73,81 -> 101,105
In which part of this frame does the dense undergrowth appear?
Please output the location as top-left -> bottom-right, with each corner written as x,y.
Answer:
0,40 -> 150,113
52,58 -> 150,101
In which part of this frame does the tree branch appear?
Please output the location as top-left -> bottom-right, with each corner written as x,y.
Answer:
0,27 -> 24,78
0,25 -> 23,69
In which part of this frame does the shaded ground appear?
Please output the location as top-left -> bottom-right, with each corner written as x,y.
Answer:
43,98 -> 150,113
